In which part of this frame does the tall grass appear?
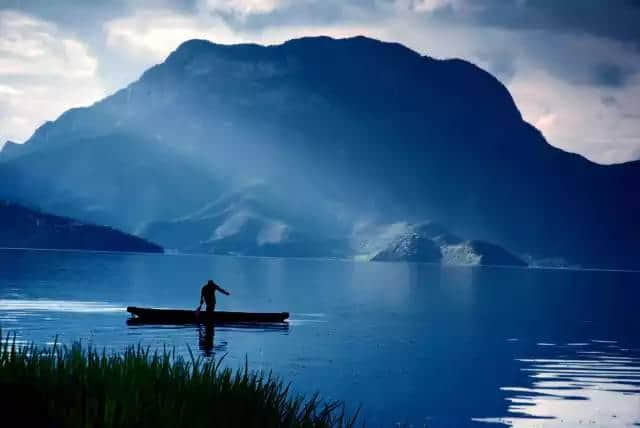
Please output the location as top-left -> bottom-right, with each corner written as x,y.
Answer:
0,331 -> 360,428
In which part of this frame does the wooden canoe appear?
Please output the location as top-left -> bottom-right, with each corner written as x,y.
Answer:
126,306 -> 289,324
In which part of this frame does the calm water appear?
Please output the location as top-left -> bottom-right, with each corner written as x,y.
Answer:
1,249 -> 639,427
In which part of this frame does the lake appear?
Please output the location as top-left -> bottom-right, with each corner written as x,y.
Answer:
0,249 -> 638,427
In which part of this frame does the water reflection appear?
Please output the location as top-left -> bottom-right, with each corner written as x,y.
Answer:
198,322 -> 216,356
2,249 -> 640,426
126,320 -> 289,357
475,341 -> 640,427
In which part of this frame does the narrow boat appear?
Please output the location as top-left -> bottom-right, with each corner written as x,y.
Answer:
126,306 -> 289,324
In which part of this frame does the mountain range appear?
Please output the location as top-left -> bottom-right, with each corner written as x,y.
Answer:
1,36 -> 638,268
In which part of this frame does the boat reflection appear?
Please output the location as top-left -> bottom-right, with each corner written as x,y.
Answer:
126,318 -> 289,357
197,321 -> 290,356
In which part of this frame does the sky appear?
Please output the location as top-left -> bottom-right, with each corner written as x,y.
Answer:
0,0 -> 639,164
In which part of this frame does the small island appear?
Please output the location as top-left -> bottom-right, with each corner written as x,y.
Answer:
371,222 -> 527,267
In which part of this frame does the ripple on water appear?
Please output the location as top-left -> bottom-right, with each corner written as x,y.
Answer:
474,342 -> 640,427
0,299 -> 125,313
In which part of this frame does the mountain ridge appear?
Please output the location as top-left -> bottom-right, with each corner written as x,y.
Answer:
1,35 -> 638,268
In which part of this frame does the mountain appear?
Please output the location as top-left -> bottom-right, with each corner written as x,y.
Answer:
0,201 -> 162,253
1,36 -> 638,268
369,222 -> 526,266
0,134 -> 227,233
0,141 -> 21,159
371,233 -> 442,263
142,181 -> 348,257
440,241 -> 526,267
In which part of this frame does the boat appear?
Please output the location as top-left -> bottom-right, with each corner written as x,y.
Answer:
126,306 -> 290,325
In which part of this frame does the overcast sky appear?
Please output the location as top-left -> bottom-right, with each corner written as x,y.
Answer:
1,0 -> 639,164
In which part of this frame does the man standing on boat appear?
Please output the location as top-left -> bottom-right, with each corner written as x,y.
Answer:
200,279 -> 230,312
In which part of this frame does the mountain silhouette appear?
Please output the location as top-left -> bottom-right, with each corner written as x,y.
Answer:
1,36 -> 638,268
0,201 -> 162,253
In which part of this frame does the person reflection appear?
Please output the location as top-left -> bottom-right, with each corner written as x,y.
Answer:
197,322 -> 215,356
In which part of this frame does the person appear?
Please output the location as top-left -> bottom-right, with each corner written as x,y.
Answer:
199,279 -> 230,312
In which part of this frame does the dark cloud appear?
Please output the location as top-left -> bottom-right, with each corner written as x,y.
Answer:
592,62 -> 634,87
2,0 -> 196,32
5,0 -> 640,47
475,28 -> 640,89
432,0 -> 640,46
600,95 -> 618,106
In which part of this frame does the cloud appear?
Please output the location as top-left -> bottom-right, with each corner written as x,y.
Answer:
0,85 -> 22,96
600,95 -> 617,106
592,62 -> 634,88
509,67 -> 640,163
103,8 -> 376,61
104,9 -> 244,61
475,50 -> 517,82
0,11 -> 105,144
534,112 -> 556,132
202,0 -> 285,16
424,0 -> 640,45
0,11 -> 97,78
524,32 -> 640,89
395,0 -> 462,13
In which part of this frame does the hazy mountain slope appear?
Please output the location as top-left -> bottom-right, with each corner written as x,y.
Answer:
0,134 -> 227,233
142,181 -> 349,257
1,36 -> 638,268
0,201 -> 162,253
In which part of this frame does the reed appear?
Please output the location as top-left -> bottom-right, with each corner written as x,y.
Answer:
0,331 -> 359,428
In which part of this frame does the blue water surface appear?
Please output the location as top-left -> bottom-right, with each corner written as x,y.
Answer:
1,249 -> 638,427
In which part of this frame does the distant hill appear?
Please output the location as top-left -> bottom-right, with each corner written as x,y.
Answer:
0,201 -> 162,253
141,181 -> 348,257
1,36 -> 638,268
371,233 -> 442,263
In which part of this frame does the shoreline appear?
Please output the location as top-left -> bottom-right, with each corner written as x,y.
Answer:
2,246 -> 640,274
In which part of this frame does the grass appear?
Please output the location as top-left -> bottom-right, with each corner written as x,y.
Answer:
0,331 -> 360,428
